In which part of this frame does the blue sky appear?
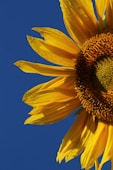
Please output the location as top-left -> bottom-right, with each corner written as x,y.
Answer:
0,0 -> 111,170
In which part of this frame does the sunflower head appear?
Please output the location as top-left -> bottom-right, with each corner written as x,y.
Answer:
15,0 -> 113,169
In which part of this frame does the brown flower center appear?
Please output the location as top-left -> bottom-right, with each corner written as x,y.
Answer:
75,32 -> 113,124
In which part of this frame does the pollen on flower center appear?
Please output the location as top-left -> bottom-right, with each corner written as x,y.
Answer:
75,32 -> 113,124
91,57 -> 113,91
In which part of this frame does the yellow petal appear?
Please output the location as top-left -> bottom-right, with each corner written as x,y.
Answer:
15,60 -> 74,76
81,121 -> 107,169
23,76 -> 76,107
24,98 -> 81,124
106,0 -> 113,29
27,35 -> 78,67
23,76 -> 75,95
27,77 -> 63,92
99,125 -> 113,170
65,113 -> 96,163
32,27 -> 80,54
60,0 -> 97,47
57,109 -> 87,163
95,0 -> 108,30
24,88 -> 76,107
57,110 -> 96,163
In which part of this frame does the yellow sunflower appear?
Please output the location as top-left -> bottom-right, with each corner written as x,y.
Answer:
15,0 -> 113,169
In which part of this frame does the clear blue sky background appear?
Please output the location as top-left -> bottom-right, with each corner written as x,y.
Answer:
0,0 -> 111,170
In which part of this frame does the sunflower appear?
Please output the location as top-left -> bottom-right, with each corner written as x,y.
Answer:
15,0 -> 113,169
